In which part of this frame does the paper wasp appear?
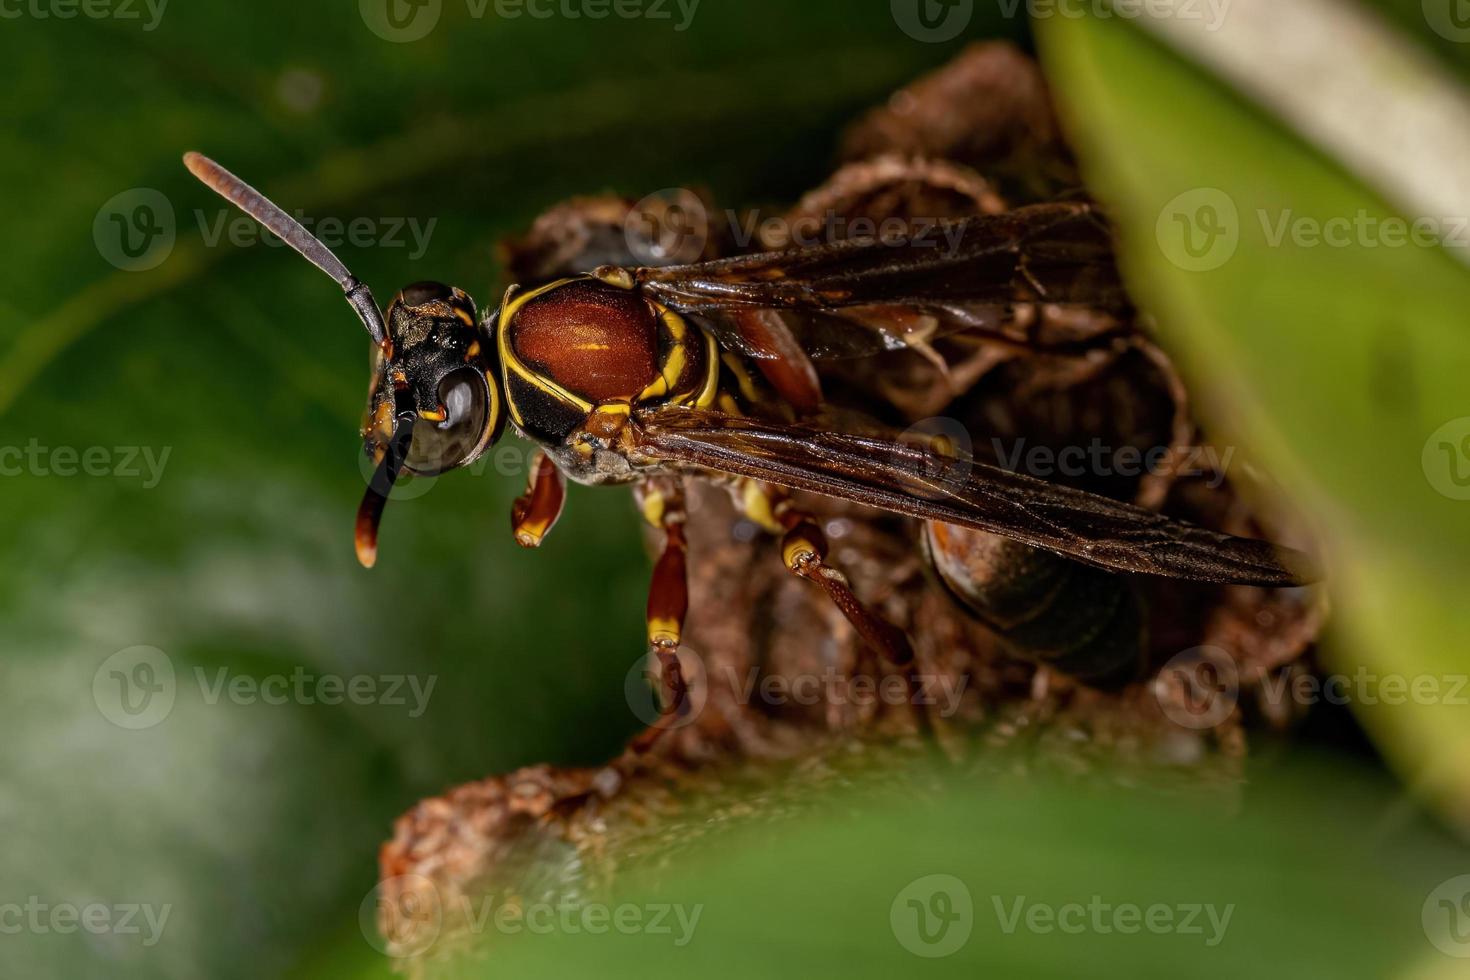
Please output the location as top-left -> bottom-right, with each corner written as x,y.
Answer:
184,152 -> 1316,739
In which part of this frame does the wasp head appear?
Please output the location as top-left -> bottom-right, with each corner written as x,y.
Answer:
353,281 -> 507,567
363,282 -> 503,478
181,154 -> 513,570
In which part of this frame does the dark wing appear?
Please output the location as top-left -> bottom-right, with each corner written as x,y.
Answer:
634,203 -> 1129,361
631,408 -> 1317,587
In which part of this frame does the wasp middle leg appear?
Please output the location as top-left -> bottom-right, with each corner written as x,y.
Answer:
629,477 -> 692,753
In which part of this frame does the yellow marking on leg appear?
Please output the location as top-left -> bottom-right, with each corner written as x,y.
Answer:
648,616 -> 682,648
692,327 -> 720,408
640,487 -> 667,529
739,479 -> 784,534
721,352 -> 762,404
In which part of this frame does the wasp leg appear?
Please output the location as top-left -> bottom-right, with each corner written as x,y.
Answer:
728,310 -> 824,418
629,478 -> 691,753
735,480 -> 936,740
510,451 -> 567,549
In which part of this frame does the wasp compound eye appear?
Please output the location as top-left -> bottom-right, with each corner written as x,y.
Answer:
405,368 -> 492,476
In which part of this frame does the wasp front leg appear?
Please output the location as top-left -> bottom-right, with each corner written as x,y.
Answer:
511,450 -> 566,548
629,477 -> 691,752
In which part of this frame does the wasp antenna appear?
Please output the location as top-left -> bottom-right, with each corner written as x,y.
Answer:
183,152 -> 388,346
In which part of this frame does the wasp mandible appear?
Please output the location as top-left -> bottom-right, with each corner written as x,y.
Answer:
183,152 -> 1317,739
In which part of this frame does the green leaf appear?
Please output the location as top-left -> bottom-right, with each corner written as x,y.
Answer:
1033,9 -> 1470,822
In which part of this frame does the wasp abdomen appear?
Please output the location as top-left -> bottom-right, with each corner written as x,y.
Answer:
922,522 -> 1144,684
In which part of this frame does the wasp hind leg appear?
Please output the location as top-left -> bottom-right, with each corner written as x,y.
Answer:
736,480 -> 937,742
629,477 -> 692,753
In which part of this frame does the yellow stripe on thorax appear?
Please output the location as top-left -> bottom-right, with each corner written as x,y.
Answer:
496,278 -> 595,428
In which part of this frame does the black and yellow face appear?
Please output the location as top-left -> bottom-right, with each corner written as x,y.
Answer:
361,282 -> 506,478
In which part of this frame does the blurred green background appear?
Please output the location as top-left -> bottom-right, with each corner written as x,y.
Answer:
2,1 -> 1469,978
